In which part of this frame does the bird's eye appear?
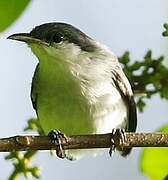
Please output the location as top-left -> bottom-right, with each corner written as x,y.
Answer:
53,33 -> 64,43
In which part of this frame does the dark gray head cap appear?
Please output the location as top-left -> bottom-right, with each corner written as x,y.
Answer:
30,22 -> 96,52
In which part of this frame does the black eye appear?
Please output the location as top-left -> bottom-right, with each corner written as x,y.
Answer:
53,33 -> 64,43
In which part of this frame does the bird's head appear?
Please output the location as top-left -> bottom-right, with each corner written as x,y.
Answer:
8,23 -> 98,64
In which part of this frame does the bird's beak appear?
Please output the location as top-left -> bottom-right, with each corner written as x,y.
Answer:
7,33 -> 49,46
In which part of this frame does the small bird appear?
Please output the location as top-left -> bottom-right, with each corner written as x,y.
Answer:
8,22 -> 137,160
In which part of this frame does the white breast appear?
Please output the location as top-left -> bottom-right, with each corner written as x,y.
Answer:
92,81 -> 127,134
70,49 -> 128,134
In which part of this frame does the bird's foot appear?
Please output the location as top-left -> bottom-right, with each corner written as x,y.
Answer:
109,128 -> 126,156
48,130 -> 68,159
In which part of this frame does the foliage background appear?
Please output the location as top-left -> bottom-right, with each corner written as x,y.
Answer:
0,0 -> 168,179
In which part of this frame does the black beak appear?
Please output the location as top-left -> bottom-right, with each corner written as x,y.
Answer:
7,33 -> 49,46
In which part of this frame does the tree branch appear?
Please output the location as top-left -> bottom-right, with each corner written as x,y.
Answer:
0,132 -> 168,152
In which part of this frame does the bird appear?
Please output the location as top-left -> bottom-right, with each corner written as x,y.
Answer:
8,22 -> 137,160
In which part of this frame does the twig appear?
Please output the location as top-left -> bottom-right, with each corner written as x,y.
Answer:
0,132 -> 168,152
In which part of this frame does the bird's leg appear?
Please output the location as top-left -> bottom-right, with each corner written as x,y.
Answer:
109,128 -> 126,156
48,130 -> 68,159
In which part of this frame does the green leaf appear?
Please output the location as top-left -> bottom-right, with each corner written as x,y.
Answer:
136,98 -> 146,112
0,0 -> 31,32
140,124 -> 168,180
119,51 -> 130,64
162,24 -> 168,37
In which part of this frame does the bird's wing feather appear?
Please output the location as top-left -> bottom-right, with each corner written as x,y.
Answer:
31,63 -> 39,112
111,69 -> 137,132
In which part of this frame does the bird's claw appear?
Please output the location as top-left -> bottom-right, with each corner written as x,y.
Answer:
109,128 -> 126,156
48,130 -> 68,159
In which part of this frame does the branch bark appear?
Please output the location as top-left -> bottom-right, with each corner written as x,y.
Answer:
0,132 -> 168,152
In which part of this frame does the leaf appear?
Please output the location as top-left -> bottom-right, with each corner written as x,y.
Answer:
140,124 -> 168,180
0,0 -> 31,32
136,98 -> 146,112
162,24 -> 168,37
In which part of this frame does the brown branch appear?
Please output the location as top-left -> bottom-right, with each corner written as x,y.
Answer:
0,132 -> 168,152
